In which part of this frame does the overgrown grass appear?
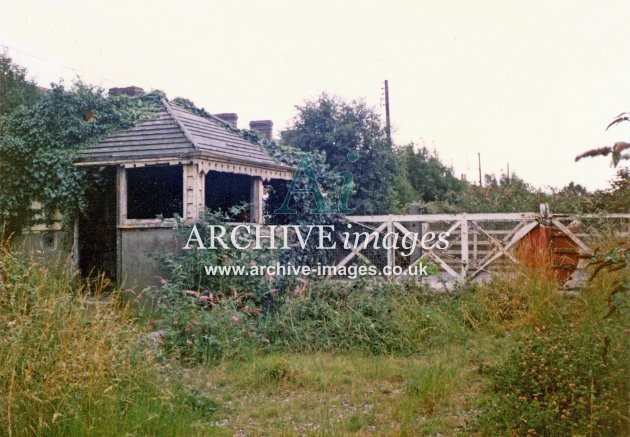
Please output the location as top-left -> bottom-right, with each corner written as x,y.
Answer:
459,268 -> 569,333
153,256 -> 628,435
0,249 -> 221,436
2,236 -> 628,435
260,283 -> 468,355
179,349 -> 478,435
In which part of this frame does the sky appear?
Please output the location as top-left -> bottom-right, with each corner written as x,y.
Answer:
1,0 -> 630,190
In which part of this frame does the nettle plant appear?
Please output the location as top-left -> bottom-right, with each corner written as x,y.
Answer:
156,207 -> 280,309
153,207 -> 296,364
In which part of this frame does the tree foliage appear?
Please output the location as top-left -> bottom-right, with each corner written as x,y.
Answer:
281,94 -> 397,215
0,52 -> 41,116
395,144 -> 464,205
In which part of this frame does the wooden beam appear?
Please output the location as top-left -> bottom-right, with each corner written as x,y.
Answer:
386,217 -> 395,280
251,177 -> 264,224
76,156 -> 295,180
460,219 -> 469,280
334,222 -> 388,270
473,220 -> 526,268
427,251 -> 459,278
115,166 -> 127,285
470,220 -> 539,278
116,166 -> 127,224
346,212 -> 539,223
72,220 -> 79,270
469,221 -> 518,264
183,164 -> 201,223
551,219 -> 593,255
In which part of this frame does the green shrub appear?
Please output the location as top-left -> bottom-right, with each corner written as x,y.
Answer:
154,271 -> 470,362
479,324 -> 629,436
158,210 -> 279,312
153,280 -> 265,365
153,207 -> 473,362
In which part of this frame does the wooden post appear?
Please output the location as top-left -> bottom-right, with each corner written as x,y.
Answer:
421,222 -> 428,259
115,166 -> 127,284
472,225 -> 478,263
72,220 -> 79,270
460,218 -> 469,281
183,164 -> 204,223
384,80 -> 391,146
198,168 -> 205,220
478,152 -> 482,187
116,166 -> 127,224
250,177 -> 264,224
387,216 -> 395,280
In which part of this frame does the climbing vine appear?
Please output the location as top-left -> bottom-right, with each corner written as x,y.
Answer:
0,81 -> 163,237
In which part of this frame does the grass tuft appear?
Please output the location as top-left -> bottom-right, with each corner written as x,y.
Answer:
0,248 -> 217,436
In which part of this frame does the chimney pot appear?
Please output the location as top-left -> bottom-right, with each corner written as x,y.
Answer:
214,113 -> 238,127
108,86 -> 144,97
249,120 -> 273,141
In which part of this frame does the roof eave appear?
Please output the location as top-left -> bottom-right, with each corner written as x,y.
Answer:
74,152 -> 296,179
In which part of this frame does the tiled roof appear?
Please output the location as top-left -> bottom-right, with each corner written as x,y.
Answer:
75,98 -> 292,171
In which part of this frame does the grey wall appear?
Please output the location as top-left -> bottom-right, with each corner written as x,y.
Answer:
12,230 -> 72,264
118,227 -> 180,291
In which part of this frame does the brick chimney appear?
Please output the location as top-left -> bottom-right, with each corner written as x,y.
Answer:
249,120 -> 273,141
108,86 -> 144,97
214,113 -> 238,128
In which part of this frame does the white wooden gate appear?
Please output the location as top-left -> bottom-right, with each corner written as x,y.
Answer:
334,205 -> 630,283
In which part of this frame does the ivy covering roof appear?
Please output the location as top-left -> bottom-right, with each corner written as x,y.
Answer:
75,98 -> 293,173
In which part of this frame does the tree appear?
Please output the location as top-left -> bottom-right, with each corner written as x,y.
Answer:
281,94 -> 396,215
0,52 -> 40,115
389,160 -> 417,211
396,144 -> 464,204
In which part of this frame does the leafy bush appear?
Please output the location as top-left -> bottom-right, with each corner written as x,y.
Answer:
153,212 -> 472,361
479,324 -> 629,436
154,281 -> 266,365
158,210 -> 278,310
155,246 -> 468,362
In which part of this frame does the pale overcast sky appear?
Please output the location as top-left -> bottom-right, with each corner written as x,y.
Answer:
1,0 -> 630,190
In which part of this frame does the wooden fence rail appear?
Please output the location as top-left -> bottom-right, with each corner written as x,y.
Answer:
337,205 -> 630,284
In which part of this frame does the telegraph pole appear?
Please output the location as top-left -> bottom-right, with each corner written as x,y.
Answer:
478,152 -> 482,187
384,80 -> 391,146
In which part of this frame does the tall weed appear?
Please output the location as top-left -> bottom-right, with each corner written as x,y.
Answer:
0,249 -> 214,436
